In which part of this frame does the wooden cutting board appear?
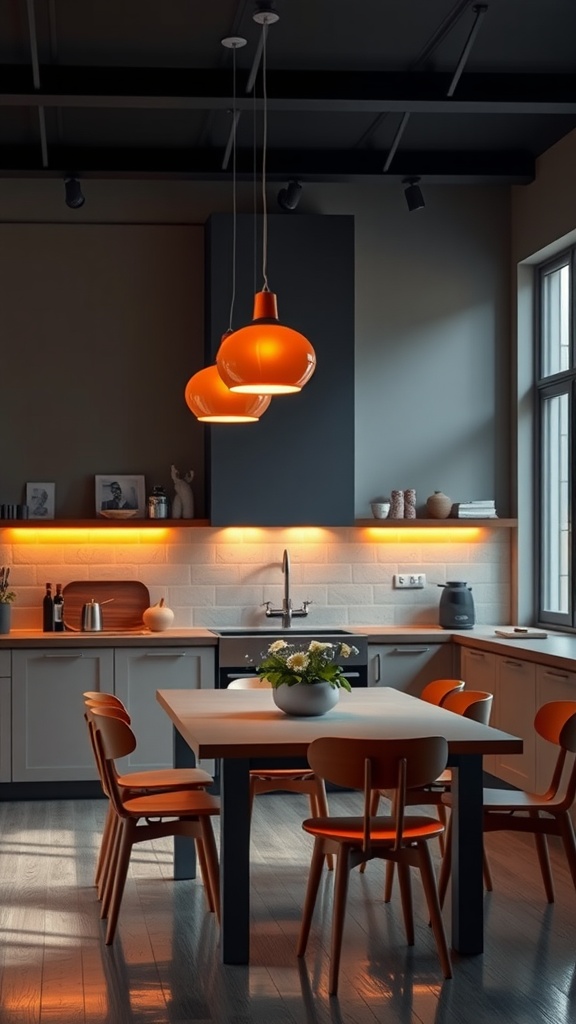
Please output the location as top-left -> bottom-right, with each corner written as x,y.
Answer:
62,580 -> 150,633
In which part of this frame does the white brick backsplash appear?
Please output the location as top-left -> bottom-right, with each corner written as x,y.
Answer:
5,527 -> 511,628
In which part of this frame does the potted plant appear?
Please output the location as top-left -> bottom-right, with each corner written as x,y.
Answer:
0,566 -> 15,634
257,638 -> 359,716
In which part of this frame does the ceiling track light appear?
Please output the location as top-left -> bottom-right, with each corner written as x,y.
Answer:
185,36 -> 271,424
64,175 -> 85,208
216,6 -> 317,396
403,176 -> 425,212
278,179 -> 302,211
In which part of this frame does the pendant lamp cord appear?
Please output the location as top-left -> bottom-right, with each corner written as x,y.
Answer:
228,43 -> 239,334
260,20 -> 270,293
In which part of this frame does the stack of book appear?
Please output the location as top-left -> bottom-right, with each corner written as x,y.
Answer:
453,500 -> 497,519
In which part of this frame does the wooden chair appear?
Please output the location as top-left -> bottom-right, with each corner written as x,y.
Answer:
375,690 -> 494,899
296,735 -> 452,996
359,678 -> 467,879
90,707 -> 221,944
83,694 -> 213,899
227,676 -> 334,868
419,678 -> 466,706
439,700 -> 576,905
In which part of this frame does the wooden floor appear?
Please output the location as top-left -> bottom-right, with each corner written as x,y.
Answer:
0,792 -> 575,1024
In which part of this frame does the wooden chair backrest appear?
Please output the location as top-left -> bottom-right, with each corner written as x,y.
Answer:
441,689 -> 493,725
307,736 -> 448,795
420,679 -> 465,706
90,709 -> 138,816
227,677 -> 272,689
534,701 -> 576,808
83,691 -> 126,709
307,735 -> 448,856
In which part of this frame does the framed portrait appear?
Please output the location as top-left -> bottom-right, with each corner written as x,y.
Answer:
95,475 -> 145,517
26,482 -> 56,520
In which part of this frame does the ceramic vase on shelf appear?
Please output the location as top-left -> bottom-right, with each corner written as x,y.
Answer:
272,681 -> 339,717
404,488 -> 416,519
390,490 -> 405,519
426,490 -> 453,519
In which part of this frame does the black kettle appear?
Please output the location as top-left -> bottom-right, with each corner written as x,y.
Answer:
438,581 -> 475,630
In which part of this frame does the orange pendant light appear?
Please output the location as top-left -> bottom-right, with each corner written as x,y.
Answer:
217,8 -> 317,396
185,36 -> 272,423
185,362 -> 271,423
216,289 -> 316,394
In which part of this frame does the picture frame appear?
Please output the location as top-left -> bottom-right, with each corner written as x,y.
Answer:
95,475 -> 146,517
26,482 -> 56,520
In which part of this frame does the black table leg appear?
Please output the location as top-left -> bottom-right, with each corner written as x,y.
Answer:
220,757 -> 251,964
450,753 -> 484,954
173,726 -> 197,881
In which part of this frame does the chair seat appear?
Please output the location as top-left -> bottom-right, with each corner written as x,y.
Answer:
302,814 -> 445,843
117,767 -> 213,790
123,789 -> 220,818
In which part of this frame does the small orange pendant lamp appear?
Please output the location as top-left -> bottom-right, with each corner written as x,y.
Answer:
185,35 -> 271,424
185,352 -> 271,423
216,7 -> 316,396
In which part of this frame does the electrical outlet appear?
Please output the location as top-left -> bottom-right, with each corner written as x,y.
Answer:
393,573 -> 426,589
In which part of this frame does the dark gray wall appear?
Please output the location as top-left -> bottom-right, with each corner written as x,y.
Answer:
0,224 -> 205,517
0,180 -> 511,522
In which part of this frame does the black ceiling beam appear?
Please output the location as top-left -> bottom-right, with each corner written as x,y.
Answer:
1,65 -> 576,114
0,144 -> 535,184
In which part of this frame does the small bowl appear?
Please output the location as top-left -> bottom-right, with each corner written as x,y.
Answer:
371,501 -> 391,519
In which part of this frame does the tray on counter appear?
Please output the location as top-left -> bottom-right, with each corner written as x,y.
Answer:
62,580 -> 150,633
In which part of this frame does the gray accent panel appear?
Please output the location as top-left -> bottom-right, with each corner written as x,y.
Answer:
206,214 -> 355,526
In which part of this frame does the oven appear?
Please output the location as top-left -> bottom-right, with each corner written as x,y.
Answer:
213,629 -> 368,690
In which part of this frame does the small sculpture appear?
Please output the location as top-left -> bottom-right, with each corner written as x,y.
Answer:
171,465 -> 194,519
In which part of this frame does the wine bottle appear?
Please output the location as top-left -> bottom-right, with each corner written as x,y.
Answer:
43,583 -> 54,632
54,583 -> 64,632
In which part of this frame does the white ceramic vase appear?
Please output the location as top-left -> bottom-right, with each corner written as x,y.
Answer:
272,681 -> 339,717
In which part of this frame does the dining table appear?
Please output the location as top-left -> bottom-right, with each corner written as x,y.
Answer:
156,686 -> 523,965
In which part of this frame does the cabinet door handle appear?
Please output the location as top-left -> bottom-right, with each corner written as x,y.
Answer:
144,652 -> 186,657
503,659 -> 522,668
542,669 -> 569,680
43,652 -> 84,659
468,651 -> 485,660
375,653 -> 381,683
392,647 -> 430,654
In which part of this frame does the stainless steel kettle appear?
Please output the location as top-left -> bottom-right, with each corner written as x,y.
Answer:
81,598 -> 114,632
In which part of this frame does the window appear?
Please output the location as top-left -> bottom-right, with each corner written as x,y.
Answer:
537,251 -> 575,627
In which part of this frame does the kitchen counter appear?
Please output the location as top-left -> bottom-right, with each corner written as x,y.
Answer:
2,624 -> 576,673
355,624 -> 576,674
0,628 -> 218,648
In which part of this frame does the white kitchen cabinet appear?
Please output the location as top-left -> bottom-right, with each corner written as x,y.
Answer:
0,650 -> 11,782
114,646 -> 215,773
535,663 -> 576,822
11,648 -> 114,782
368,642 -> 454,696
459,646 -> 498,772
492,655 -> 537,791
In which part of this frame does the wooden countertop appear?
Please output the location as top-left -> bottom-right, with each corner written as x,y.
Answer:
0,628 -> 218,648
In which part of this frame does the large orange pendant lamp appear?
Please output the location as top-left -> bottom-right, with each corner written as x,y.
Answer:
185,35 -> 271,423
216,7 -> 317,396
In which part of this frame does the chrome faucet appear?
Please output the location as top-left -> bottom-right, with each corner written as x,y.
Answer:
264,548 -> 311,628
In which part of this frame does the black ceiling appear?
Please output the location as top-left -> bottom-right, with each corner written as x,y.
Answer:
2,0 -> 576,186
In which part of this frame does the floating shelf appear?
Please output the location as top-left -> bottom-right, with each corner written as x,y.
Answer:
0,517 -> 517,530
0,518 -> 211,529
355,518 -> 517,528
